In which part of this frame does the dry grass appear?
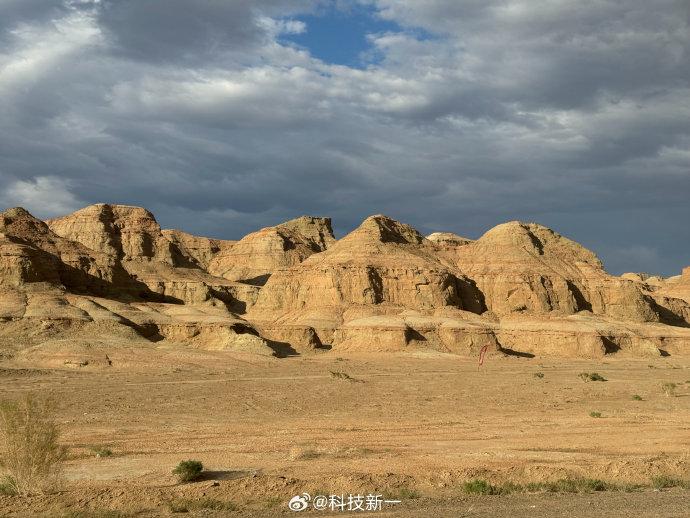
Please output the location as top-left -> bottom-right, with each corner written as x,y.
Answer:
329,370 -> 363,382
661,382 -> 677,397
0,394 -> 67,495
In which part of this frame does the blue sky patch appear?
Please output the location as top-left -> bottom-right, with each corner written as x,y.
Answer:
281,4 -> 403,67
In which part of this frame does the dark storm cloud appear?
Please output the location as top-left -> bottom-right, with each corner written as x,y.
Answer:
95,0 -> 261,63
0,0 -> 688,275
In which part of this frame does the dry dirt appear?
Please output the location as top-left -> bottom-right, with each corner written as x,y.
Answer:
1,349 -> 689,517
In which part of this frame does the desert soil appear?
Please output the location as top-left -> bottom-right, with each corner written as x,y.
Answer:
1,349 -> 689,517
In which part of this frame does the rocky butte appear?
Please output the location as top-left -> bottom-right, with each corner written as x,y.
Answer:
1,203 -> 689,367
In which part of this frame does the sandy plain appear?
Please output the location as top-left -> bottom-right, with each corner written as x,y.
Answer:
1,348 -> 689,517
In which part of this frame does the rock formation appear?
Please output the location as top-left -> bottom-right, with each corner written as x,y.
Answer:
451,222 -> 660,322
161,229 -> 235,270
208,216 -> 335,285
47,204 -> 257,309
47,204 -> 182,264
1,204 -> 689,362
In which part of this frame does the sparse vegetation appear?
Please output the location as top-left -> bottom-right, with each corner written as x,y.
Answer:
589,411 -> 602,418
390,487 -> 420,500
172,460 -> 203,483
632,394 -> 643,401
542,478 -> 611,493
90,446 -> 113,458
329,370 -> 362,382
288,447 -> 320,461
167,497 -> 237,513
661,382 -> 677,397
0,477 -> 14,495
579,372 -> 607,382
651,475 -> 689,489
0,394 -> 67,495
60,510 -> 129,518
463,479 -> 497,495
533,372 -> 544,379
462,477 -> 627,496
261,496 -> 282,509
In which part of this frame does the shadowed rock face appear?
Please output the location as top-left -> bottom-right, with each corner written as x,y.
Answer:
161,229 -> 235,270
47,204 -> 181,264
1,206 -> 690,359
0,207 -> 148,298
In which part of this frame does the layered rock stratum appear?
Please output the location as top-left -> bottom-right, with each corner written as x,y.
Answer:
1,203 -> 689,366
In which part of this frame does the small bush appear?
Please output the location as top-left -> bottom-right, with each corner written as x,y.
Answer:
0,476 -> 15,495
0,394 -> 67,495
463,479 -> 496,495
661,383 -> 677,397
651,475 -> 688,489
534,372 -> 545,379
496,481 -> 523,495
589,411 -> 602,418
172,460 -> 203,483
579,372 -> 607,382
90,446 -> 113,458
632,395 -> 643,401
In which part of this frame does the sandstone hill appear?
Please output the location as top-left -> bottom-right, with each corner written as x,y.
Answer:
1,203 -> 689,367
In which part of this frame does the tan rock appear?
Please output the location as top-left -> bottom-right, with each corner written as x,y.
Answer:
454,221 -> 659,322
1,204 -> 688,360
208,216 -> 335,284
47,204 -> 180,263
0,207 -> 145,297
249,215 -> 486,342
161,229 -> 235,270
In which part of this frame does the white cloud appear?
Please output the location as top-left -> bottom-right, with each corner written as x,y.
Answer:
0,0 -> 687,274
1,176 -> 81,217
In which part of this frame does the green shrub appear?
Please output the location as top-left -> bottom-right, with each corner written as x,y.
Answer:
631,394 -> 643,401
0,394 -> 67,495
0,476 -> 15,495
534,372 -> 545,379
172,460 -> 203,483
589,411 -> 602,418
463,479 -> 496,495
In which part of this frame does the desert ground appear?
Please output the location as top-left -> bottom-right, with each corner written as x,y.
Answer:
2,204 -> 690,516
1,349 -> 689,517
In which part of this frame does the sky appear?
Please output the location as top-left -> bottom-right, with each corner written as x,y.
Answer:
0,0 -> 688,276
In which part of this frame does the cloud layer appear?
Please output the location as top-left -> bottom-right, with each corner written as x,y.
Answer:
0,0 -> 688,275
